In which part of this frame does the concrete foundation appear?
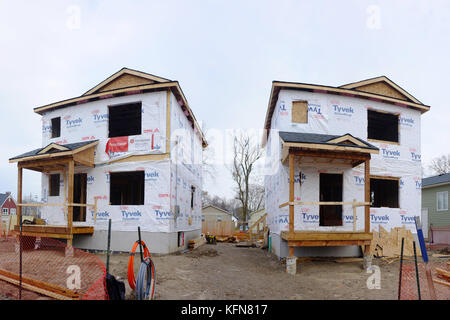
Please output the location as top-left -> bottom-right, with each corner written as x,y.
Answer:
73,229 -> 201,254
270,232 -> 362,259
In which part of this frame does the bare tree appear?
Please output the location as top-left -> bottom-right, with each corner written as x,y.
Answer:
230,132 -> 263,230
247,183 -> 265,214
429,154 -> 450,175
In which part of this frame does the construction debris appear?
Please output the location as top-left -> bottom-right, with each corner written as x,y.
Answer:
334,258 -> 364,263
370,225 -> 420,258
435,268 -> 450,282
433,267 -> 450,288
235,242 -> 256,248
215,236 -> 230,242
188,235 -> 206,251
432,254 -> 450,258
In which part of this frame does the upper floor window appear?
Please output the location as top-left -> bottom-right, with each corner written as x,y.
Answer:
367,110 -> 399,143
292,100 -> 308,123
2,208 -> 8,215
108,102 -> 142,138
51,117 -> 61,138
437,191 -> 448,211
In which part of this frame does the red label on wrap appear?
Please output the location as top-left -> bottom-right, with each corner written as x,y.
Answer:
105,136 -> 128,156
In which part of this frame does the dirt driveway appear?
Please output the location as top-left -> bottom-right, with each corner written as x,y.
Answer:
101,242 -> 425,300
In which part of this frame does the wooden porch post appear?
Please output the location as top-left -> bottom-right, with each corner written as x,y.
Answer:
67,160 -> 74,247
364,158 -> 371,258
364,158 -> 370,233
17,166 -> 23,226
288,153 -> 295,257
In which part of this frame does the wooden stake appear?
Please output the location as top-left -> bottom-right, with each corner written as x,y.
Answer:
17,166 -> 23,228
289,153 -> 294,235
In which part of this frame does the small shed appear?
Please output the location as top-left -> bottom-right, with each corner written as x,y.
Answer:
202,205 -> 235,223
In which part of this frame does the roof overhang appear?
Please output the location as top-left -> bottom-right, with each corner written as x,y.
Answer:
422,182 -> 450,189
263,80 -> 430,146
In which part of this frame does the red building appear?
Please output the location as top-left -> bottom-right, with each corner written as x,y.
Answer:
0,192 -> 17,215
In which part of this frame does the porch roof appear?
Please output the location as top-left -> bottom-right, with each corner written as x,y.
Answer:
9,140 -> 98,171
9,140 -> 98,162
280,132 -> 379,152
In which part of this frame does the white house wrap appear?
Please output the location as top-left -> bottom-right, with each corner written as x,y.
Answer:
10,68 -> 206,254
263,77 -> 429,258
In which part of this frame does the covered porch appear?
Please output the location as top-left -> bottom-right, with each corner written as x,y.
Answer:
9,141 -> 99,246
278,132 -> 380,271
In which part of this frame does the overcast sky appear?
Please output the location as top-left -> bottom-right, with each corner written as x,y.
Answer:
0,0 -> 449,201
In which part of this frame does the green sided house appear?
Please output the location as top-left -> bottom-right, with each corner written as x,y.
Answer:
422,173 -> 450,245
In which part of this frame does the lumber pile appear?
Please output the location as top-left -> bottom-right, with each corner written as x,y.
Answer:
434,267 -> 450,287
215,236 -> 230,242
370,225 -> 421,258
188,235 -> 206,251
0,269 -> 79,300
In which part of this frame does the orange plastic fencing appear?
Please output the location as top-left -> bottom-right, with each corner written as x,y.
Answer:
0,235 -> 108,300
399,260 -> 450,300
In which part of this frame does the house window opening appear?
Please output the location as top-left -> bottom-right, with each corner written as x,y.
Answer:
51,117 -> 61,139
370,178 -> 399,208
108,102 -> 142,138
367,110 -> 399,143
292,100 -> 308,123
110,171 -> 144,205
49,174 -> 60,197
437,191 -> 448,211
190,186 -> 196,210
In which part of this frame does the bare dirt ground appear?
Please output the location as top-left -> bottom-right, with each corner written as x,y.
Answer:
99,242 -> 449,300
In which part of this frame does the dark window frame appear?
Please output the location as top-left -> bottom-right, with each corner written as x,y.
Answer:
367,109 -> 399,143
49,174 -> 60,197
109,171 -> 145,205
51,117 -> 61,139
190,186 -> 196,210
370,178 -> 399,208
108,102 -> 142,138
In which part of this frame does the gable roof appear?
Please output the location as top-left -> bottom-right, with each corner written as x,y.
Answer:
0,193 -> 11,207
422,173 -> 450,188
82,67 -> 171,96
263,77 -> 430,146
9,140 -> 98,162
33,68 -> 207,147
339,76 -> 422,104
202,205 -> 233,216
279,131 -> 379,153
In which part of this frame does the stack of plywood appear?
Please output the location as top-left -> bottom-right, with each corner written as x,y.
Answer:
370,225 -> 421,257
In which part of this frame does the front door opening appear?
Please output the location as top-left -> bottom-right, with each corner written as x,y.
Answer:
73,173 -> 87,222
319,173 -> 343,226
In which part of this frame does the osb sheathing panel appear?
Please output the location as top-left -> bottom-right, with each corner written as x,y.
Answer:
355,82 -> 409,101
370,225 -> 420,257
292,100 -> 308,123
98,74 -> 155,92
